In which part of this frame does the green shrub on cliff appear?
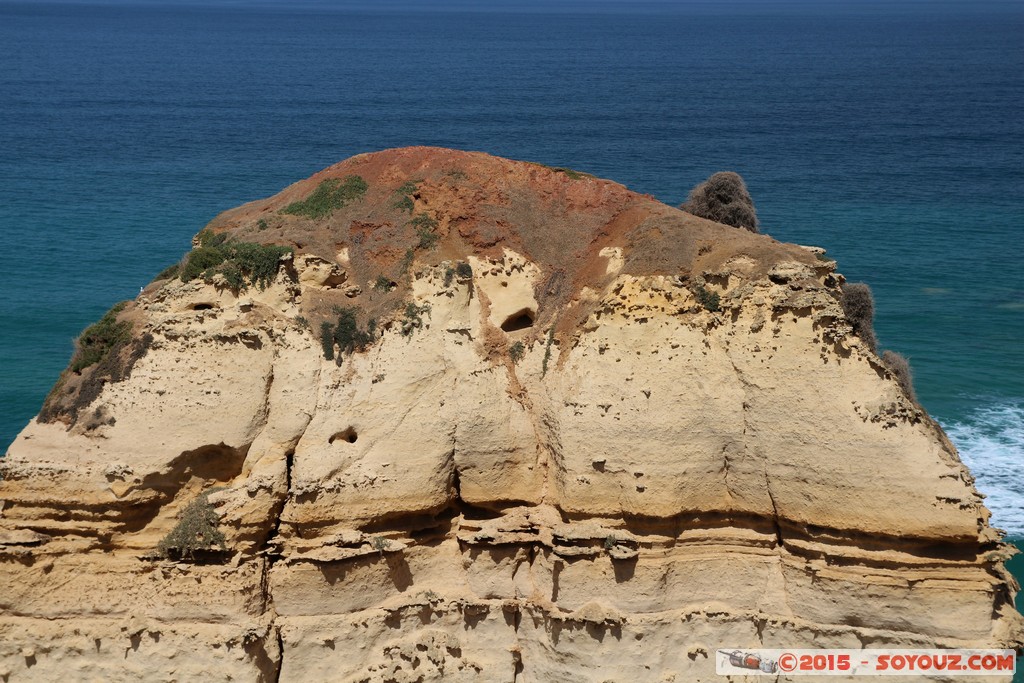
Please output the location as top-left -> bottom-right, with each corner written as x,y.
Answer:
158,491 -> 227,561
841,283 -> 878,352
179,246 -> 226,282
882,350 -> 916,401
444,262 -> 472,286
509,341 -> 525,363
70,302 -> 132,373
196,228 -> 228,248
692,284 -> 721,312
391,181 -> 419,213
320,307 -> 375,362
371,536 -> 389,554
541,327 -> 556,377
40,306 -> 152,425
682,171 -> 759,233
334,307 -> 375,354
223,242 -> 293,289
154,263 -> 181,281
548,166 -> 592,180
281,175 -> 368,219
180,240 -> 292,291
401,302 -> 431,337
320,321 -> 335,361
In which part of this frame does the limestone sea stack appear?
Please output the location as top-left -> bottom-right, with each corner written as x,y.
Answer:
2,147 -> 1021,682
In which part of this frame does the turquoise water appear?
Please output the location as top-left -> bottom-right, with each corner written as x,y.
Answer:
0,0 -> 1021,634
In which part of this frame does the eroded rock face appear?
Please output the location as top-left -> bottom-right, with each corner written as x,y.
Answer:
2,148 -> 1020,682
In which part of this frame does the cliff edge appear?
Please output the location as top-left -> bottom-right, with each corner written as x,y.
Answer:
2,147 -> 1021,681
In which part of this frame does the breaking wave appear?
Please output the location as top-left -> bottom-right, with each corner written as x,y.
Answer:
943,401 -> 1024,539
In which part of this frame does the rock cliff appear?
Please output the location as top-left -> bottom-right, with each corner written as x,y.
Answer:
2,147 -> 1021,681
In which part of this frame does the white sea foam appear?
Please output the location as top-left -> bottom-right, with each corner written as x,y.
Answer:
943,402 -> 1024,539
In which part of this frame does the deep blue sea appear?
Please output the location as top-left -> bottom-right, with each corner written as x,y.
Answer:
1,0 -> 1022,645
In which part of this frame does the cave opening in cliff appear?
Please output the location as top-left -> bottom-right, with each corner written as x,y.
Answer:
501,308 -> 535,332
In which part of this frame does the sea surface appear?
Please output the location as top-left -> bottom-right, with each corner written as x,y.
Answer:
1,0 -> 1021,642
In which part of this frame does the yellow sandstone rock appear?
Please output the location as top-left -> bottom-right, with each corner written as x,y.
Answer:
1,148 -> 1020,681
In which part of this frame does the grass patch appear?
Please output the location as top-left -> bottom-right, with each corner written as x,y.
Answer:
530,162 -> 593,180
550,166 -> 591,180
391,181 -> 419,213
71,302 -> 131,373
392,195 -> 414,213
281,175 -> 368,219
374,274 -> 394,291
399,248 -> 415,275
158,491 -> 227,561
410,213 -> 439,250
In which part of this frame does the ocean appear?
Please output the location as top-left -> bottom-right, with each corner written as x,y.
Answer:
0,0 -> 1021,646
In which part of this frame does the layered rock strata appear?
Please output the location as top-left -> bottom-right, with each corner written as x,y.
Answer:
2,148 -> 1020,682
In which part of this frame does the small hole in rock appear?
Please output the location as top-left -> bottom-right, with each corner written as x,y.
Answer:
329,428 -> 358,444
191,303 -> 215,311
501,308 -> 535,332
